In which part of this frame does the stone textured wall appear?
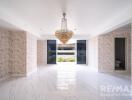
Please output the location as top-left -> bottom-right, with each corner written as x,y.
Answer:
26,33 -> 37,74
0,29 -> 37,79
0,29 -> 10,79
37,40 -> 47,66
10,31 -> 27,75
98,25 -> 131,72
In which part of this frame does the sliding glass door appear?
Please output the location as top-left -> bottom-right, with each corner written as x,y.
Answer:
47,40 -> 86,64
77,40 -> 86,64
47,40 -> 56,64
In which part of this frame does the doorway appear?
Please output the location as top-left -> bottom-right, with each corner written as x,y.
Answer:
115,38 -> 126,70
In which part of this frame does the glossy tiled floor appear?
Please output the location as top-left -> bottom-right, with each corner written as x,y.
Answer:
0,64 -> 132,100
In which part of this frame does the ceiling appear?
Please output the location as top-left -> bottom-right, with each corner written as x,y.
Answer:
0,19 -> 21,30
0,0 -> 132,37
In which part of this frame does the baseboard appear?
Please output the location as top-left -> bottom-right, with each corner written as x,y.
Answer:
8,69 -> 37,78
0,69 -> 38,81
10,73 -> 26,77
0,75 -> 10,82
114,70 -> 130,73
26,68 -> 37,76
98,69 -> 114,73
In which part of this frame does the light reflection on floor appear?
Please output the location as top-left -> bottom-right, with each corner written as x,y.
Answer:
56,63 -> 77,90
0,65 -> 132,100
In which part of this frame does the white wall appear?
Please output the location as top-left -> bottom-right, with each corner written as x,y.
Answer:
131,23 -> 132,79
88,37 -> 98,69
26,32 -> 37,75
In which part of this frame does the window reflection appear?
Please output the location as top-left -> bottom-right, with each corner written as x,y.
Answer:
57,65 -> 77,90
77,40 -> 86,64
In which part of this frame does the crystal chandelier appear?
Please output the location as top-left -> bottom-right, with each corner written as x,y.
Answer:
55,13 -> 74,44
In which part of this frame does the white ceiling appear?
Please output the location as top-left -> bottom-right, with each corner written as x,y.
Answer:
0,0 -> 132,37
0,19 -> 21,30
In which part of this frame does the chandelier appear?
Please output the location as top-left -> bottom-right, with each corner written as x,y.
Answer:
55,13 -> 74,44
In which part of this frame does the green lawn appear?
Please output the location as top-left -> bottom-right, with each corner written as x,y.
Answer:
57,57 -> 75,62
